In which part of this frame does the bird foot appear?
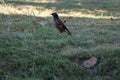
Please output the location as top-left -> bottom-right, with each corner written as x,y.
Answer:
59,33 -> 62,36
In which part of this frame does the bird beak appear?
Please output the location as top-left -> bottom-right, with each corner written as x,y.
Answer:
51,13 -> 53,15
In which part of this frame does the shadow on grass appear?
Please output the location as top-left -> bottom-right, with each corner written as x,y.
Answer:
0,13 -> 120,79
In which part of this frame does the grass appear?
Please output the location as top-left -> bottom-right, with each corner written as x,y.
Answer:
0,0 -> 120,80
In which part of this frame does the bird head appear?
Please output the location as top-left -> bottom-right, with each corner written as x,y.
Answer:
51,13 -> 59,18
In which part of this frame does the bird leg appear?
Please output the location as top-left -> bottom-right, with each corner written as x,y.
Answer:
59,33 -> 62,36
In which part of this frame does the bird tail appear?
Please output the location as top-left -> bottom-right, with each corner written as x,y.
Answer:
66,28 -> 72,36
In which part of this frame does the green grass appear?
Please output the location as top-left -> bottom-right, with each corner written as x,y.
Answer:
0,0 -> 120,80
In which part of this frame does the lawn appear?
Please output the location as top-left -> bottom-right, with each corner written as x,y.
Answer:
0,0 -> 120,80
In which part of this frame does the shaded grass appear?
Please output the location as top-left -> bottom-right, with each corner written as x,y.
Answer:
0,13 -> 120,80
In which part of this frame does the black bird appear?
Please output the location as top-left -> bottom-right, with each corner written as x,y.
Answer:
51,13 -> 71,36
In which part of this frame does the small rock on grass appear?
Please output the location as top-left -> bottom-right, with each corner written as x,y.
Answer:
83,56 -> 97,68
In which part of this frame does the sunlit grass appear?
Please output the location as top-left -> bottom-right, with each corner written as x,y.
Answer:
0,0 -> 120,18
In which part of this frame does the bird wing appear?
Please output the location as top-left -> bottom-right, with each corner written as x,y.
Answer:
56,19 -> 71,35
56,19 -> 64,26
54,19 -> 64,29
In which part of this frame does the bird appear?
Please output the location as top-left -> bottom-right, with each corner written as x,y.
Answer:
110,17 -> 113,21
51,13 -> 71,36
